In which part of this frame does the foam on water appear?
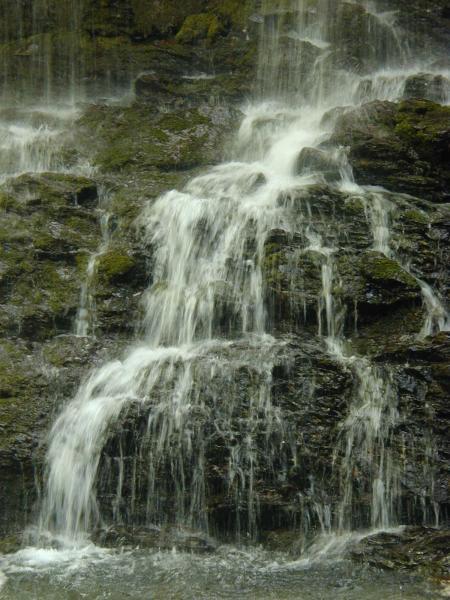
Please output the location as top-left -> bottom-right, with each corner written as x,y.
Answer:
2,544 -> 109,572
0,540 -> 443,599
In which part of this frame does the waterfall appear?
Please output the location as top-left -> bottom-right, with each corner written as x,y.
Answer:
35,0 -> 449,549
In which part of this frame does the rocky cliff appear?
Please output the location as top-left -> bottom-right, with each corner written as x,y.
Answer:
0,0 -> 449,586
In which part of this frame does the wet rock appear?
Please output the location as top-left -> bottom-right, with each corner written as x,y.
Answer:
376,0 -> 450,59
76,103 -> 238,174
5,172 -> 98,209
381,331 -> 450,364
0,334 -> 125,536
351,527 -> 450,580
262,185 -> 431,339
295,147 -> 341,182
92,244 -> 148,336
83,1 -> 207,40
134,72 -> 179,99
94,525 -> 216,552
0,533 -> 22,555
259,35 -> 323,99
0,173 -> 101,340
331,99 -> 450,202
326,2 -> 404,74
403,73 -> 450,103
176,13 -> 223,45
359,251 -> 421,305
93,336 -> 353,537
372,333 -> 450,514
0,4 -> 257,102
261,529 -> 304,555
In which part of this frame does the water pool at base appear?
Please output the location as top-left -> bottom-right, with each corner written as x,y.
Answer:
0,545 -> 445,599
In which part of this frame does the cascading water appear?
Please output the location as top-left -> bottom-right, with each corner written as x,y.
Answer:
31,0 -> 450,552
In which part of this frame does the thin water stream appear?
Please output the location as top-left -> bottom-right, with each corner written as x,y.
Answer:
75,206 -> 112,338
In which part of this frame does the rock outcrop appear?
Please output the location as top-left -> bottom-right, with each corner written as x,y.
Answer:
330,99 -> 450,202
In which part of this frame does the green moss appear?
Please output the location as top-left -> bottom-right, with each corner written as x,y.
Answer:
32,233 -> 56,252
65,215 -> 99,240
263,244 -> 287,289
363,253 -> 419,288
109,191 -> 143,232
176,13 -> 223,44
157,111 -> 209,132
130,0 -> 205,38
344,196 -> 366,215
76,251 -> 90,273
34,263 -> 76,313
0,352 -> 29,398
403,209 -> 430,225
96,250 -> 136,284
394,100 -> 450,156
210,0 -> 253,29
7,173 -> 97,209
95,141 -> 137,172
0,192 -> 19,212
0,534 -> 22,554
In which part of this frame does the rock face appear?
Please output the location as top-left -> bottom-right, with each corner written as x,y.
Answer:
330,99 -> 450,202
0,0 -> 449,579
376,0 -> 450,58
351,527 -> 450,580
403,73 -> 450,104
0,0 -> 257,101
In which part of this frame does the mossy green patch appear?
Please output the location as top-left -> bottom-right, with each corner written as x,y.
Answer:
157,111 -> 209,132
394,100 -> 450,158
363,253 -> 419,288
209,0 -> 253,29
176,13 -> 223,44
96,250 -> 136,284
263,243 -> 288,290
0,192 -> 19,212
403,209 -> 431,226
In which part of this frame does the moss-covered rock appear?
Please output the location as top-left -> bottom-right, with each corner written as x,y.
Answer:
0,172 -> 102,340
96,250 -> 137,285
77,103 -> 237,174
176,13 -> 223,44
362,253 -> 419,288
331,99 -> 450,202
5,172 -> 98,210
